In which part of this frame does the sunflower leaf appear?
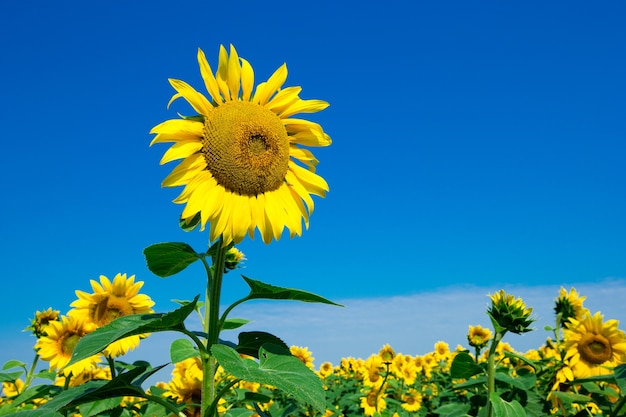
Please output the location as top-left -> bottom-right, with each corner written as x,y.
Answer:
235,331 -> 289,359
143,242 -> 201,277
241,276 -> 342,306
489,392 -> 526,417
170,338 -> 199,363
450,352 -> 484,379
68,296 -> 198,365
211,343 -> 325,413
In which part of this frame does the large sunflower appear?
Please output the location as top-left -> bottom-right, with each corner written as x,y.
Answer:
69,273 -> 155,357
150,45 -> 331,245
562,311 -> 626,378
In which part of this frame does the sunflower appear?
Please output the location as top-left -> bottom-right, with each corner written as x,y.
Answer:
35,315 -> 100,376
26,307 -> 60,338
360,388 -> 386,417
562,311 -> 626,378
290,345 -> 315,369
554,287 -> 588,328
467,325 -> 492,349
150,45 -> 331,245
401,388 -> 423,413
69,273 -> 155,357
317,361 -> 334,378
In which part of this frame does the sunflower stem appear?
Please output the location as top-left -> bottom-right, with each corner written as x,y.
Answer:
485,331 -> 505,417
201,235 -> 226,417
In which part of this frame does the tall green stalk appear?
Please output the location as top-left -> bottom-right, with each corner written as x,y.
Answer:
485,331 -> 505,417
200,236 -> 227,417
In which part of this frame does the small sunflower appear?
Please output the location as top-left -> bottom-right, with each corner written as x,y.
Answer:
290,345 -> 315,369
467,325 -> 492,349
401,388 -> 423,413
69,273 -> 155,357
378,344 -> 396,363
360,388 -> 386,417
25,307 -> 60,338
35,315 -> 100,376
150,44 -> 331,245
317,361 -> 334,378
562,311 -> 626,378
554,287 -> 588,328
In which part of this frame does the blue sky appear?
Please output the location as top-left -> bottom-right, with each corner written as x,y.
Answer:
1,1 -> 625,370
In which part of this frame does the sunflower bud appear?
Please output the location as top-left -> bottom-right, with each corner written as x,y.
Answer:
378,344 -> 396,363
224,247 -> 245,271
487,290 -> 534,334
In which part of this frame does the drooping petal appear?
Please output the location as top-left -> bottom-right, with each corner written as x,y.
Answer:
289,162 -> 329,197
167,78 -> 213,115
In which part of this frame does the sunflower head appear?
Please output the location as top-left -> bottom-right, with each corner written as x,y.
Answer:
562,311 -> 626,378
290,345 -> 315,369
467,325 -> 492,349
554,287 -> 588,328
150,44 -> 331,245
488,290 -> 534,334
378,344 -> 396,363
25,307 -> 60,338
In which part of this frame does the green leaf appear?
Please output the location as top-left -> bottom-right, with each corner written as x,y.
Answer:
223,318 -> 251,330
242,276 -> 342,306
489,393 -> 526,417
180,212 -> 201,232
431,402 -> 471,417
548,391 -> 597,404
495,370 -> 536,390
2,360 -> 26,370
69,297 -> 198,365
236,332 -> 289,358
0,371 -> 24,382
502,351 -> 537,371
211,343 -> 325,413
78,398 -> 122,417
143,242 -> 201,277
224,408 -> 255,417
170,338 -> 199,363
614,364 -> 626,394
450,352 -> 484,379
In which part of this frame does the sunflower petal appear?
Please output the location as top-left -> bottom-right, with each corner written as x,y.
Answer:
168,78 -> 213,115
226,45 -> 241,101
198,48 -> 223,104
255,63 -> 288,106
160,140 -> 203,164
278,99 -> 329,118
216,45 -> 231,101
289,163 -> 329,197
240,58 -> 254,101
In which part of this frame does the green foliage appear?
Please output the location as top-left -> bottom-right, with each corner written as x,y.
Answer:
241,276 -> 342,306
211,344 -> 326,414
143,242 -> 201,277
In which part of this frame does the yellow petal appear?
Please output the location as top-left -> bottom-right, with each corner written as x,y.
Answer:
216,45 -> 231,101
255,63 -> 287,106
266,86 -> 302,112
289,145 -> 318,170
284,118 -> 332,147
230,195 -> 251,243
226,45 -> 241,100
160,140 -> 203,164
289,163 -> 329,197
167,79 -> 213,115
285,169 -> 315,213
240,58 -> 254,101
198,48 -> 223,104
162,153 -> 206,186
278,99 -> 329,118
150,119 -> 204,144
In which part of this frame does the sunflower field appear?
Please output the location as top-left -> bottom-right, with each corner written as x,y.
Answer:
2,45 -> 626,417
2,283 -> 626,417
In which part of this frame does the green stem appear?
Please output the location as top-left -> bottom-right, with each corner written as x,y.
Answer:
486,331 -> 505,417
201,236 -> 227,417
23,353 -> 40,390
